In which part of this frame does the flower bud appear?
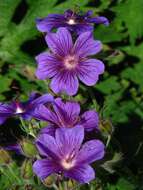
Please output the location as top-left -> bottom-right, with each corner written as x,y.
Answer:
24,184 -> 36,190
43,175 -> 55,187
67,180 -> 75,188
99,119 -> 114,137
20,139 -> 37,157
21,159 -> 33,179
0,148 -> 11,165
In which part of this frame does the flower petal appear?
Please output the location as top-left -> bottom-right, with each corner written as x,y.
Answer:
80,110 -> 99,132
88,16 -> 109,26
40,125 -> 56,136
45,27 -> 73,57
74,24 -> 93,35
30,93 -> 54,107
77,140 -> 105,164
55,98 -> 80,116
78,59 -> 105,86
4,144 -> 22,154
33,104 -> 58,125
36,133 -> 59,158
36,14 -> 66,32
55,125 -> 84,156
0,103 -> 15,124
35,52 -> 61,80
73,32 -> 102,57
64,164 -> 95,184
50,71 -> 79,96
0,103 -> 15,115
53,98 -> 80,126
33,159 -> 60,180
0,117 -> 7,125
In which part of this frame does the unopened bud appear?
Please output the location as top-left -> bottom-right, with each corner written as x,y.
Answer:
99,119 -> 114,137
67,180 -> 75,188
0,149 -> 11,165
21,159 -> 33,179
24,184 -> 36,190
43,175 -> 55,187
20,139 -> 37,157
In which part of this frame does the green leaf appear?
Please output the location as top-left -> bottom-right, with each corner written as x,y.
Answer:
107,178 -> 136,190
96,76 -> 121,94
94,24 -> 125,43
121,63 -> 143,91
112,0 -> 143,44
0,75 -> 11,93
122,44 -> 143,61
0,0 -> 20,37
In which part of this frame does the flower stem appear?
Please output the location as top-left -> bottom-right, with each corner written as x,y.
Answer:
20,117 -> 27,133
88,88 -> 99,111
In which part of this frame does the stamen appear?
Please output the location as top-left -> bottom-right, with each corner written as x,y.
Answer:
61,159 -> 75,170
61,153 -> 76,170
67,19 -> 76,25
16,106 -> 24,114
64,55 -> 78,70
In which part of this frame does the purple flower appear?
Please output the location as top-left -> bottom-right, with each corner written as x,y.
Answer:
36,27 -> 104,95
33,98 -> 99,135
0,93 -> 53,125
36,9 -> 109,34
33,126 -> 105,183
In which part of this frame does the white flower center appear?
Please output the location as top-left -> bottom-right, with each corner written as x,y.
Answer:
61,159 -> 75,170
64,55 -> 78,70
16,106 -> 24,114
61,152 -> 76,170
67,19 -> 76,25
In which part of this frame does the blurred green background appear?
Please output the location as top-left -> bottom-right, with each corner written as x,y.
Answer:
0,0 -> 143,189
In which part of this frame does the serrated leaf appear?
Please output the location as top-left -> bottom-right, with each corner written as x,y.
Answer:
122,44 -> 143,61
112,0 -> 143,44
121,63 -> 143,91
94,24 -> 125,43
96,76 -> 121,94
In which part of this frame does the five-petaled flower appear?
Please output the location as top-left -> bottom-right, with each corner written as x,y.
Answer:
36,27 -> 105,95
33,98 -> 99,136
36,9 -> 109,35
0,93 -> 53,124
33,126 -> 105,184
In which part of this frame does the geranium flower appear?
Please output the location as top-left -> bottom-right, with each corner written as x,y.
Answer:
36,27 -> 104,95
0,93 -> 53,124
33,126 -> 105,184
33,98 -> 99,136
36,9 -> 109,34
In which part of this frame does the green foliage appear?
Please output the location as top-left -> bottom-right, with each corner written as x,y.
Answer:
0,75 -> 11,93
112,0 -> 143,44
96,76 -> 121,94
107,178 -> 135,190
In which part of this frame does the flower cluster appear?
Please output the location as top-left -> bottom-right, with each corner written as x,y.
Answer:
0,9 -> 109,186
